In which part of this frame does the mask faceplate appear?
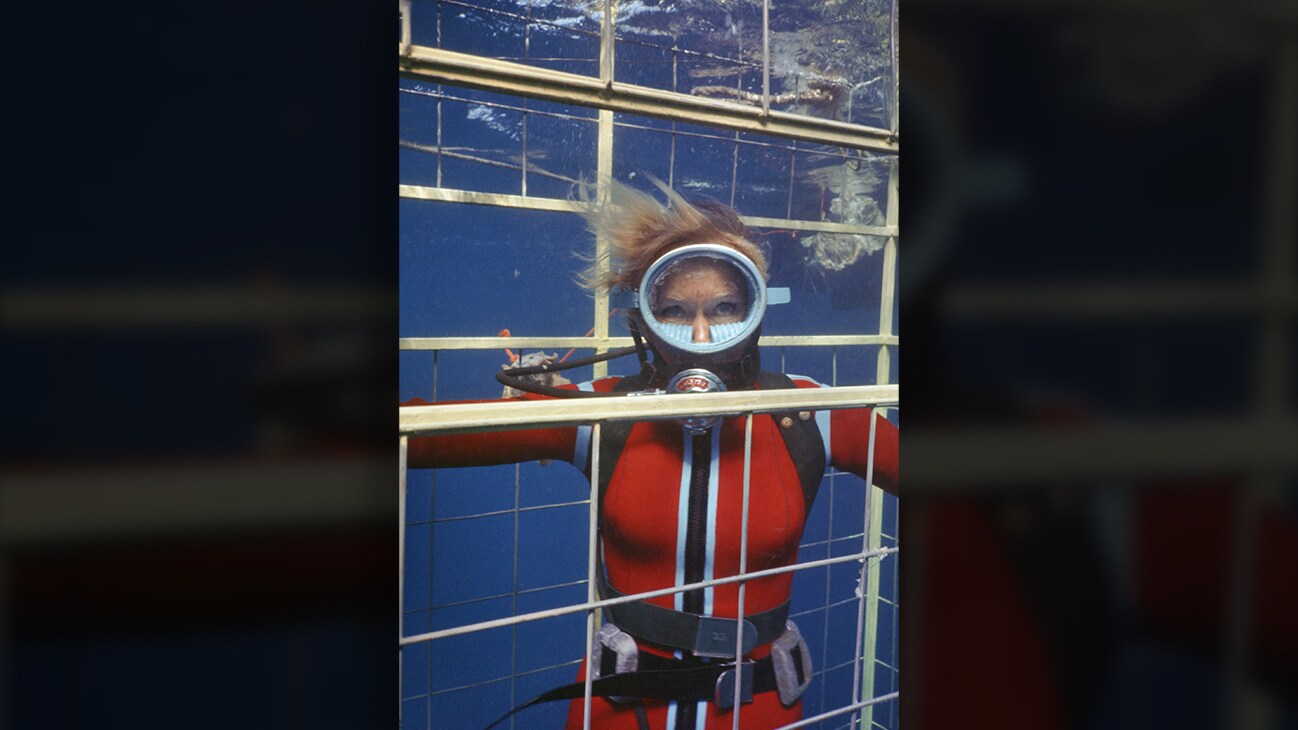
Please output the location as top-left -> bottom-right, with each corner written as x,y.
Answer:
636,244 -> 768,361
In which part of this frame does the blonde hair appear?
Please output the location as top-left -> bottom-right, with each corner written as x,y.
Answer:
578,178 -> 767,295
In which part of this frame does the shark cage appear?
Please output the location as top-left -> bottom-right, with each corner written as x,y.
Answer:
398,0 -> 900,727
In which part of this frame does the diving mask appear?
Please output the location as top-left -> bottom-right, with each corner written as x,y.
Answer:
622,243 -> 790,362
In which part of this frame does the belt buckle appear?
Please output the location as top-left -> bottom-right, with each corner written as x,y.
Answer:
693,616 -> 758,658
770,620 -> 814,706
713,662 -> 754,709
591,623 -> 639,704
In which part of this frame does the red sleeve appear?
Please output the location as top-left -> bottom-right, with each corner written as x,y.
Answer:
400,379 -> 619,469
789,378 -> 899,495
832,409 -> 899,495
841,410 -> 893,493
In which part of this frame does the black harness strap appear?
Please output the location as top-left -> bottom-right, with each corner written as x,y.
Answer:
600,582 -> 790,656
755,371 -> 828,509
480,656 -> 782,730
591,371 -> 652,502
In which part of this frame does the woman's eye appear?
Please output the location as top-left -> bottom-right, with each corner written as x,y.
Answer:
658,305 -> 685,321
713,301 -> 738,317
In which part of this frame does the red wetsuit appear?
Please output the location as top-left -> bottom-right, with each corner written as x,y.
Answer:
405,373 -> 899,730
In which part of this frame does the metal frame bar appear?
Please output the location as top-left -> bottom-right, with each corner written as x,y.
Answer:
592,0 -> 616,382
399,335 -> 898,350
876,126 -> 901,391
782,692 -> 899,730
401,546 -> 899,647
400,385 -> 898,435
398,184 -> 898,237
399,46 -> 898,153
397,185 -> 581,213
857,415 -> 883,728
731,414 -> 757,725
581,421 -> 602,728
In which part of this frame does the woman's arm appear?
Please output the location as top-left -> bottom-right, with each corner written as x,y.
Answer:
401,378 -> 620,469
786,376 -> 898,495
404,395 -> 577,468
827,408 -> 899,495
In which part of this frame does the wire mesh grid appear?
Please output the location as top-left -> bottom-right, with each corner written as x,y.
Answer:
400,386 -> 899,730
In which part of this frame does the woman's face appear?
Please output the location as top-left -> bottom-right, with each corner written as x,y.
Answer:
650,258 -> 749,344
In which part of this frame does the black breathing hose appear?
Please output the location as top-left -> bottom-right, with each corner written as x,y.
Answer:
495,345 -> 643,398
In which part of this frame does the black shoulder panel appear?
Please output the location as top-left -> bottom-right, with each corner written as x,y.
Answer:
590,373 -> 651,504
755,372 -> 828,510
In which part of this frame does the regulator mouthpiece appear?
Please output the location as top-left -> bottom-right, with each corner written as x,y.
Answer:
666,368 -> 727,434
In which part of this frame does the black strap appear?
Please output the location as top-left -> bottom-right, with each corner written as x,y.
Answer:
590,371 -> 653,504
755,371 -> 827,509
480,656 -> 780,730
602,580 -> 790,655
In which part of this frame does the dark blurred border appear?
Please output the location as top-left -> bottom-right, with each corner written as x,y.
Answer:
900,3 -> 1296,730
2,2 -> 397,728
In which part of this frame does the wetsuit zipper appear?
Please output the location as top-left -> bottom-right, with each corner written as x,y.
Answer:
676,431 -> 712,730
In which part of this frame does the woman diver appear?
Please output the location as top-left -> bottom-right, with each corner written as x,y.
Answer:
402,180 -> 899,730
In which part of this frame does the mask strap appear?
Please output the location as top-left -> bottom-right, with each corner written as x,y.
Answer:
627,314 -> 660,382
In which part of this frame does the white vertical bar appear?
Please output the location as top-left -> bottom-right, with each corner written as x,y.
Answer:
877,157 -> 898,391
817,468 -> 835,714
521,0 -> 532,198
510,463 -> 522,717
854,413 -> 880,728
593,0 -> 615,380
882,158 -> 900,263
785,142 -> 797,219
399,0 -> 412,55
761,0 -> 770,116
599,0 -> 614,87
435,91 -> 443,188
732,414 -> 756,727
730,130 -> 741,209
669,39 -> 679,189
859,487 -> 886,728
730,18 -> 744,206
890,0 -> 900,135
582,422 -> 603,730
521,107 -> 530,197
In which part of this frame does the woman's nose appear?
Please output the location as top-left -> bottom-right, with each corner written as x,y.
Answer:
691,311 -> 711,343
